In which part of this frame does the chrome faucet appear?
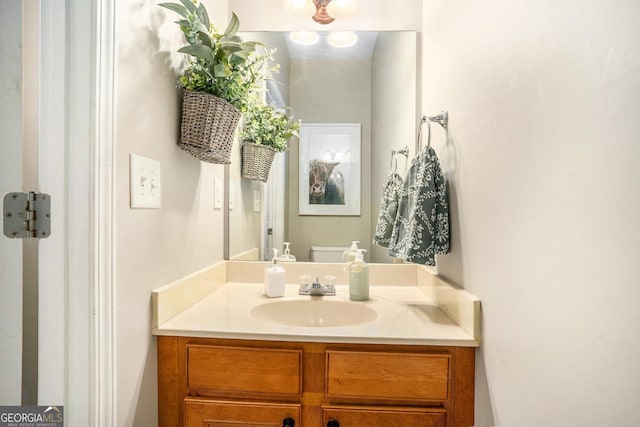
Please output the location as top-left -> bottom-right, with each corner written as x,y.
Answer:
299,277 -> 335,296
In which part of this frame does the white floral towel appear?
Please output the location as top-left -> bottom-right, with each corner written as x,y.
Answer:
387,146 -> 449,265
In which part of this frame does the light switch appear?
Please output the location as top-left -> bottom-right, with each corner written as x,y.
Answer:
214,178 -> 222,210
130,153 -> 161,209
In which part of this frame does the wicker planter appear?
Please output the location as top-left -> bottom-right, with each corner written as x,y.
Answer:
241,143 -> 279,183
178,90 -> 241,164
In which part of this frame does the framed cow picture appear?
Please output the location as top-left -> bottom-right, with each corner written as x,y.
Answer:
298,123 -> 361,216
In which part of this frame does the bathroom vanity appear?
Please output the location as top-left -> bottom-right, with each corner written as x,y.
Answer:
153,261 -> 480,427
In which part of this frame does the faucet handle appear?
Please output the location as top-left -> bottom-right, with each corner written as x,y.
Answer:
298,274 -> 311,295
323,275 -> 336,295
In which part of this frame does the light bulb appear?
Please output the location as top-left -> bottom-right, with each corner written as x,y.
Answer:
289,31 -> 320,46
327,31 -> 358,48
282,0 -> 316,17
326,0 -> 359,18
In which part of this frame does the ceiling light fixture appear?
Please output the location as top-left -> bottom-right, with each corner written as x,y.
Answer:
282,0 -> 359,24
327,31 -> 358,48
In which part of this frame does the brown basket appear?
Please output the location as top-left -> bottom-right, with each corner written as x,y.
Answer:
241,143 -> 278,183
178,90 -> 241,164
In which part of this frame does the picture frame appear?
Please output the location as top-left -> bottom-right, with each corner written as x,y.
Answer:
298,123 -> 361,216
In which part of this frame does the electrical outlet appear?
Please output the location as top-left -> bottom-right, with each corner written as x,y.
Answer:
130,153 -> 161,209
214,178 -> 222,210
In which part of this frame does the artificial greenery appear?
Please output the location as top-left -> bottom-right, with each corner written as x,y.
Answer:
159,0 -> 271,111
240,103 -> 301,152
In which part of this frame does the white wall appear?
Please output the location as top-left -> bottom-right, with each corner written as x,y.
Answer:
370,32 -> 417,263
115,1 -> 228,425
421,1 -> 640,425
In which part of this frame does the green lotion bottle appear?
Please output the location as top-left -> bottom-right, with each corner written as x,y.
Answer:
349,249 -> 369,301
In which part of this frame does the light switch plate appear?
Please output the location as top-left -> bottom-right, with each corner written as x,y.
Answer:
130,153 -> 161,209
214,178 -> 222,210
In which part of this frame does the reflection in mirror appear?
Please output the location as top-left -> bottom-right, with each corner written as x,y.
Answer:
225,31 -> 417,263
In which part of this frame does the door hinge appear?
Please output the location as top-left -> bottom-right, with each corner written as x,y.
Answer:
3,192 -> 51,239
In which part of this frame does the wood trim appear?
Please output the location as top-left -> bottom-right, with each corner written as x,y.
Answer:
158,336 -> 181,427
38,0 -> 68,405
451,347 -> 475,427
94,0 -> 117,425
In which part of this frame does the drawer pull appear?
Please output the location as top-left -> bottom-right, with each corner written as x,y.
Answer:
327,420 -> 340,427
282,417 -> 295,427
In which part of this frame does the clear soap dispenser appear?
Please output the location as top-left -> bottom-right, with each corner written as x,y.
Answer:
278,242 -> 296,262
264,248 -> 285,298
348,248 -> 369,301
342,241 -> 361,262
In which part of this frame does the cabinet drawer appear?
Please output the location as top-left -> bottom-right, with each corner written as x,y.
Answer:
322,405 -> 446,427
326,350 -> 450,401
187,345 -> 302,397
185,398 -> 301,427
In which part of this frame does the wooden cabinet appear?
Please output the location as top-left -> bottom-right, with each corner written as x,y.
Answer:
157,336 -> 475,427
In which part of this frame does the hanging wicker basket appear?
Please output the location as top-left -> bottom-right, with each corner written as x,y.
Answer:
241,143 -> 279,183
178,90 -> 241,164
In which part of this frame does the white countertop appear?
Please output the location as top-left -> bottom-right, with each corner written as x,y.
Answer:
153,279 -> 480,347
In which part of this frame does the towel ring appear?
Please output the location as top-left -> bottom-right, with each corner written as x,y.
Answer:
416,116 -> 432,153
417,110 -> 449,153
389,153 -> 398,173
390,146 -> 409,173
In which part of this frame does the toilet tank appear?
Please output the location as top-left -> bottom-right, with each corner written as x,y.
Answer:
310,246 -> 348,262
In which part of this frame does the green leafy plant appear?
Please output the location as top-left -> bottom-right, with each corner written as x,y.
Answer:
159,0 -> 271,111
240,103 -> 301,152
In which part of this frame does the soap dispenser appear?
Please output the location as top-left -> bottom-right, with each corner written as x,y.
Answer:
342,241 -> 361,262
348,248 -> 369,301
278,242 -> 296,262
264,249 -> 285,298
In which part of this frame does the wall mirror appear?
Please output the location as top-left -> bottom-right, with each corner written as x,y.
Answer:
225,30 -> 417,263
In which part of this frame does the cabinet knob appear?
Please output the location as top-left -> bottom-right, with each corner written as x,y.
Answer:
327,420 -> 340,427
282,417 -> 295,427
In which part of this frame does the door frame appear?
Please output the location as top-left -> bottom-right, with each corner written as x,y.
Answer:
93,0 -> 118,424
38,0 -> 116,425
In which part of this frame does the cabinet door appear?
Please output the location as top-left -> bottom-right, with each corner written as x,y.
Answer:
185,398 -> 300,427
322,405 -> 446,427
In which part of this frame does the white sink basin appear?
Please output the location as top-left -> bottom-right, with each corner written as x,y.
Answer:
250,299 -> 378,327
